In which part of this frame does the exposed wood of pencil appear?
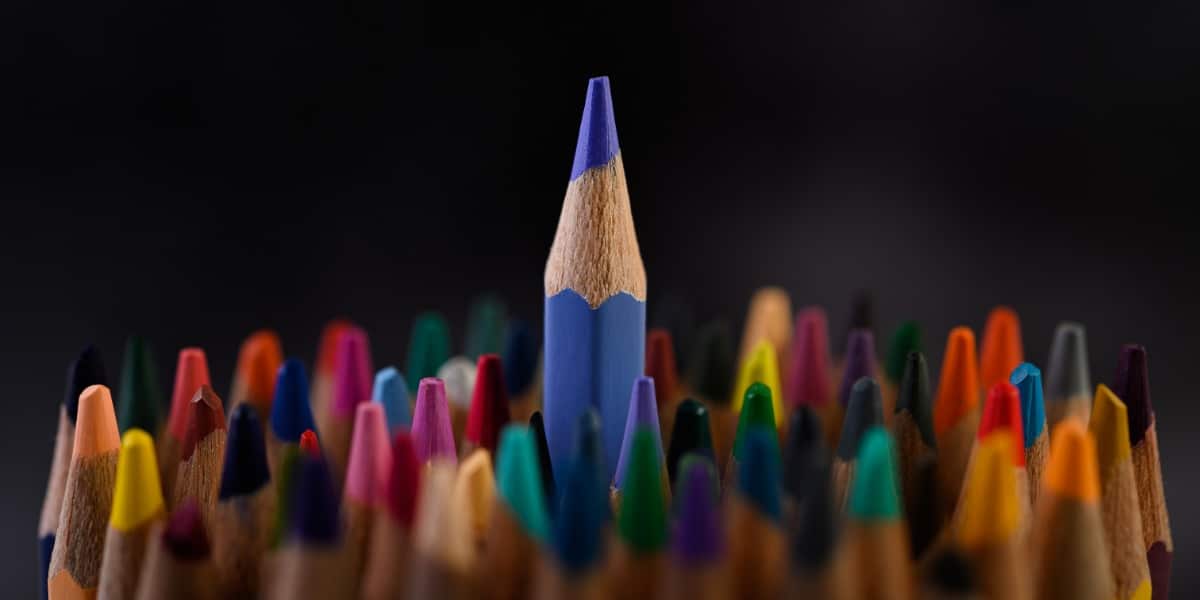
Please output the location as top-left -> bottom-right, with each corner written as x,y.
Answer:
841,521 -> 914,600
934,408 -> 980,523
158,435 -> 182,507
97,519 -> 155,600
361,514 -> 413,600
830,458 -> 855,513
726,502 -> 785,599
267,545 -> 352,600
1025,429 -> 1048,507
212,485 -> 274,597
1099,451 -> 1151,599
481,503 -> 539,600
1032,495 -> 1113,599
39,407 -> 73,541
705,402 -> 737,476
408,463 -> 475,600
172,429 -> 227,531
605,543 -> 666,600
664,562 -> 729,600
1132,424 -> 1172,576
892,411 -> 933,522
817,401 -> 844,450
788,559 -> 848,600
343,500 -> 375,598
1045,392 -> 1091,428
135,523 -> 216,600
533,556 -> 607,600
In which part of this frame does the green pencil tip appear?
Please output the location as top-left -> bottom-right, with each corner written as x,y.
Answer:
497,425 -> 551,542
117,336 -> 163,435
734,382 -> 778,460
465,294 -> 507,359
618,428 -> 668,553
405,312 -> 451,395
270,446 -> 301,548
885,321 -> 922,382
848,426 -> 902,520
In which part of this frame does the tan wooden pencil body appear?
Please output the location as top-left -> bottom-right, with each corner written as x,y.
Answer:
408,462 -> 475,600
39,406 -> 74,592
362,432 -> 421,600
48,385 -> 120,600
211,403 -> 275,598
956,434 -> 1030,600
97,429 -> 165,600
171,386 -> 227,532
135,503 -> 217,600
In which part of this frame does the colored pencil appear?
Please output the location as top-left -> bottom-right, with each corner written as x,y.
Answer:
464,354 -> 509,457
782,405 -> 828,515
612,376 -> 667,509
300,429 -> 321,457
501,319 -> 540,424
1114,345 -> 1172,600
725,382 -> 778,491
40,345 -> 107,600
979,306 -> 1023,391
1090,384 -> 1153,600
646,328 -> 681,449
412,377 -> 458,465
161,348 -> 211,508
608,428 -> 668,598
727,428 -> 785,599
965,381 -> 1030,534
841,426 -> 913,600
731,340 -> 785,433
342,402 -> 392,597
737,286 -> 793,375
362,432 -> 421,600
650,292 -> 696,377
406,311 -> 452,396
544,76 -> 646,482
785,307 -> 839,448
48,384 -> 120,600
439,355 -> 477,446
116,337 -> 161,436
373,366 -> 411,437
1045,322 -> 1092,425
227,329 -> 283,427
408,461 -> 475,599
956,433 -> 1031,600
906,453 -> 940,559
454,448 -> 496,556
882,321 -> 921,412
466,293 -> 507,359
318,326 -> 372,491
481,426 -> 551,599
836,329 -> 876,432
664,457 -> 726,600
785,439 -> 843,599
269,456 -> 350,600
97,429 -> 164,600
268,446 -> 303,550
1031,419 -> 1113,599
533,410 -> 609,600
134,499 -> 216,600
267,358 -> 317,480
310,319 -> 353,430
1011,362 -> 1049,506
891,351 -> 935,525
665,398 -> 715,489
933,327 -> 981,523
832,377 -> 883,509
916,548 -> 976,600
171,385 -> 227,530
529,411 -> 557,512
687,320 -> 737,475
844,290 -> 876,344
211,404 -> 273,597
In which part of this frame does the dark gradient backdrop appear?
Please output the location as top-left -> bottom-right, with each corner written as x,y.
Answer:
3,0 -> 1199,596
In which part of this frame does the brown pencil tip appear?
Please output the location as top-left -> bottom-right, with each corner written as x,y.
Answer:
181,385 -> 226,460
73,384 -> 120,458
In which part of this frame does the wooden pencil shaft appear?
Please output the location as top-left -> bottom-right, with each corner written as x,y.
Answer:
49,452 -> 119,594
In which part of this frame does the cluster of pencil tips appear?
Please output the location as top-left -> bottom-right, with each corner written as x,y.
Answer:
38,77 -> 1171,600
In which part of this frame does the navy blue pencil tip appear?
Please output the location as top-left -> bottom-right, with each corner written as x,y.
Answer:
553,455 -> 608,571
570,76 -> 620,180
219,404 -> 271,500
271,358 -> 316,443
292,456 -> 340,545
65,344 -> 108,423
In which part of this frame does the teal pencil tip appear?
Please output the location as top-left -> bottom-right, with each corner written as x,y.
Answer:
847,426 -> 902,521
1010,362 -> 1046,447
496,425 -> 551,542
737,426 -> 782,521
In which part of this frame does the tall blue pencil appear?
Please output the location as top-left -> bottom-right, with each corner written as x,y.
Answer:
544,76 -> 646,482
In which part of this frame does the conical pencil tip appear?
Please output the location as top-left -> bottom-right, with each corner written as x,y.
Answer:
110,429 -> 164,532
737,427 -> 782,521
617,428 -> 667,553
1089,384 -> 1132,473
1009,362 -> 1046,447
838,329 -> 877,406
958,433 -> 1019,546
332,327 -> 372,417
885,321 -> 922,382
1115,344 -> 1152,445
372,366 -> 411,432
466,354 -> 508,452
674,457 -> 723,564
615,376 -> 663,487
299,429 -> 321,458
219,404 -> 271,500
496,425 -> 551,542
687,321 -> 735,404
934,327 -> 980,437
345,403 -> 392,506
117,336 -> 162,435
65,344 -> 108,423
1046,322 -> 1090,401
236,330 -> 283,404
570,76 -> 620,180
978,382 -> 1025,466
734,382 -> 778,459
847,426 -> 901,520
270,358 -> 315,442
980,306 -> 1023,389
667,398 -> 714,484
836,377 -> 883,460
1044,419 -> 1100,502
385,431 -> 421,527
74,384 -> 120,458
182,386 -> 226,461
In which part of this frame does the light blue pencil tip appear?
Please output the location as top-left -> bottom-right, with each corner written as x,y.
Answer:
570,76 -> 620,180
373,366 -> 411,433
1010,362 -> 1046,447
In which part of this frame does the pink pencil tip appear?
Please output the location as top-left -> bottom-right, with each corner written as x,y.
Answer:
345,403 -> 393,506
332,327 -> 373,417
412,378 -> 457,465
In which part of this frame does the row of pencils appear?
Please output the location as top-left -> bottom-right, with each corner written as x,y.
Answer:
36,298 -> 1174,599
39,76 -> 1171,599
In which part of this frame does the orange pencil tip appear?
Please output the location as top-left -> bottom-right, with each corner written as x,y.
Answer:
934,327 -> 980,437
73,384 -> 121,458
979,306 -> 1023,390
1043,418 -> 1100,502
237,330 -> 284,402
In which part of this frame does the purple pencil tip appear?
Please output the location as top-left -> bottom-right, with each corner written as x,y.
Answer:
673,458 -> 723,564
838,329 -> 876,406
570,76 -> 620,180
411,377 -> 458,465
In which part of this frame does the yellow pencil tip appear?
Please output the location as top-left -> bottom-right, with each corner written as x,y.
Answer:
454,448 -> 496,546
1089,384 -> 1132,482
110,428 -> 165,531
958,432 -> 1018,547
732,340 -> 784,425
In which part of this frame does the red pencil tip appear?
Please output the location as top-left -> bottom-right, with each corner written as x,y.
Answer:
465,354 -> 509,453
978,382 -> 1025,466
386,432 -> 422,528
300,429 -> 321,458
181,386 -> 226,460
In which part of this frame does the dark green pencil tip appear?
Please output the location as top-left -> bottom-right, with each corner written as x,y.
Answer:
667,399 -> 714,485
617,428 -> 667,554
734,382 -> 778,460
405,311 -> 451,395
117,336 -> 163,435
885,321 -> 922,382
687,321 -> 735,405
897,352 -> 936,448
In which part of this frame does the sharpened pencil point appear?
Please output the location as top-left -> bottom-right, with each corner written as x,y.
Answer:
848,427 -> 901,520
839,329 -> 877,407
437,356 -> 476,410
553,449 -> 608,571
372,367 -> 411,434
182,386 -> 226,461
412,377 -> 457,464
110,429 -> 164,532
293,457 -> 340,545
837,377 -> 883,460
1114,345 -> 1153,446
1046,322 -> 1091,403
332,327 -> 372,417
164,499 -> 210,559
345,402 -> 392,506
617,428 -> 668,553
980,306 -> 1023,390
897,351 -> 936,447
570,76 -> 620,179
496,426 -> 551,542
738,427 -> 782,520
786,307 -> 832,408
674,457 -> 723,564
1044,419 -> 1100,502
733,340 -> 784,419
270,359 -> 315,443
406,312 -> 451,396
168,348 -> 212,441
615,376 -> 664,488
1010,362 -> 1046,448
959,433 -> 1019,546
666,399 -> 714,486
385,432 -> 421,528
783,406 -> 827,499
885,322 -> 922,383
466,354 -> 509,453
529,411 -> 556,511
978,382 -> 1025,466
299,429 -> 320,458
74,384 -> 120,458
734,382 -> 778,460
688,321 -> 736,405
66,344 -> 108,424
234,330 -> 283,414
219,404 -> 270,499
1088,385 -> 1132,478
117,337 -> 161,435
934,327 -> 980,437
466,294 -> 507,359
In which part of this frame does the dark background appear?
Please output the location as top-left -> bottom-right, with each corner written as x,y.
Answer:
3,0 -> 1198,595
